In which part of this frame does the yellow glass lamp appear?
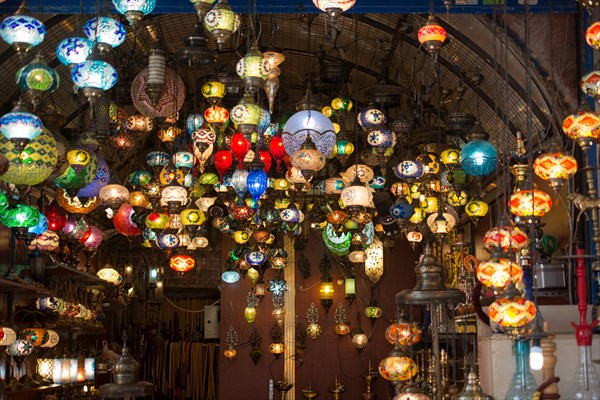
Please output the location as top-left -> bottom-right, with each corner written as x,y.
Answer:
562,108 -> 600,149
476,258 -> 523,290
509,188 -> 552,218
533,151 -> 577,191
465,199 -> 489,224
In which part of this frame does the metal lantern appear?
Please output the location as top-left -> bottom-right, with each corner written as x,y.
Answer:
0,102 -> 43,153
56,37 -> 93,68
236,46 -> 271,93
0,14 -> 46,55
203,0 -> 240,47
83,16 -> 126,53
146,45 -> 167,105
113,0 -> 156,30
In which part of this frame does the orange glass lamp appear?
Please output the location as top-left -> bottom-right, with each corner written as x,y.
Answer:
586,21 -> 600,50
562,108 -> 600,149
533,151 -> 578,191
509,188 -> 552,218
483,220 -> 529,253
21,327 -> 48,347
334,304 -> 350,336
169,254 -> 195,273
476,257 -> 523,290
385,317 -> 422,346
488,290 -> 537,336
418,15 -> 446,55
379,347 -> 419,382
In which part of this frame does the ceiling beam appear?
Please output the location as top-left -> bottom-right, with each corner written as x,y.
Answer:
0,0 -> 577,15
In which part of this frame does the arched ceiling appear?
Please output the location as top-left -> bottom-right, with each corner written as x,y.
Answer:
0,9 -> 578,158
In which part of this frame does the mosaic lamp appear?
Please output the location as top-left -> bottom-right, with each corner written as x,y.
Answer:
236,46 -> 271,93
203,0 -> 240,48
16,54 -> 60,108
533,150 -> 577,191
0,11 -> 45,56
83,16 -> 126,53
0,101 -> 43,153
56,37 -> 93,68
418,15 -> 446,55
71,55 -> 118,105
112,0 -> 157,30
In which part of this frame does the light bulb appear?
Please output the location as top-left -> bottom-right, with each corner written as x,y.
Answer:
529,345 -> 543,370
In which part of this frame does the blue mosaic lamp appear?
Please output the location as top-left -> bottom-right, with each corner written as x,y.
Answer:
27,213 -> 48,236
56,37 -> 93,68
460,140 -> 497,177
113,0 -> 156,30
71,58 -> 118,104
0,12 -> 45,56
83,16 -> 126,53
0,101 -> 43,153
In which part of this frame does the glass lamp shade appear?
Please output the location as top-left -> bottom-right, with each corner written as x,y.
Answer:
16,54 -> 59,94
112,203 -> 141,236
82,225 -> 103,249
290,147 -> 326,177
367,129 -> 395,149
357,107 -> 386,129
180,208 -> 206,227
508,189 -> 553,217
416,153 -> 440,175
126,114 -> 155,135
440,148 -> 460,166
562,109 -> 600,147
427,212 -> 456,234
581,70 -> 600,102
230,132 -> 251,168
157,233 -> 180,250
37,357 -> 55,381
420,196 -> 439,214
170,254 -> 195,273
145,212 -> 170,230
465,199 -> 489,222
335,139 -> 355,157
340,181 -> 372,208
245,250 -> 267,267
186,113 -> 204,135
385,322 -> 422,346
0,327 -> 17,346
533,151 -> 577,190
409,208 -> 426,224
21,327 -> 48,347
269,342 -> 285,355
112,0 -> 157,25
282,110 -> 336,157
460,140 -> 498,177
41,329 -> 59,348
201,81 -> 227,103
53,147 -> 98,193
83,17 -> 126,51
364,237 -> 384,284
97,267 -> 122,285
352,331 -> 368,350
1,204 -> 40,229
488,297 -> 537,330
146,151 -> 170,168
0,14 -> 45,53
247,167 -> 268,202
476,258 -> 523,289
394,160 -> 424,180
230,99 -> 262,130
0,109 -> 43,145
56,37 -> 93,67
7,338 -> 34,357
418,15 -> 446,54
99,184 -> 129,209
78,153 -> 109,198
28,230 -> 59,252
129,191 -> 150,209
364,305 -> 383,319
447,190 -> 470,207
27,214 -> 48,236
203,0 -> 240,45
71,60 -> 118,91
204,105 -> 229,127
160,185 -> 188,208
306,323 -> 323,339
483,224 -> 529,252
236,47 -> 271,81
322,177 -> 346,195
222,268 -> 240,283
379,354 -> 419,381
269,134 -> 286,169
586,21 -> 600,50
313,0 -> 356,13
259,150 -> 272,173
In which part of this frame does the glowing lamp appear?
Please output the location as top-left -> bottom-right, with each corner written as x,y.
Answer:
581,70 -> 600,103
290,139 -> 326,181
586,21 -> 600,50
460,140 -> 498,177
83,17 -> 126,52
385,322 -> 422,346
476,258 -> 523,289
7,338 -> 34,357
562,109 -> 600,149
509,189 -> 553,218
351,329 -> 368,351
247,161 -> 268,205
230,97 -> 262,136
236,46 -> 271,93
203,0 -> 240,47
126,114 -> 155,135
0,103 -> 43,153
418,15 -> 446,54
488,296 -> 537,331
483,223 -> 529,253
357,107 -> 386,129
533,151 -> 578,191
269,134 -> 286,171
0,14 -> 45,55
56,37 -> 93,67
71,59 -> 118,104
1,204 -> 40,237
37,357 -> 54,381
113,0 -> 156,30
201,81 -> 227,104
313,0 -> 356,14
465,199 -> 489,223
16,54 -> 59,105
203,105 -> 229,130
99,184 -> 130,217
170,254 -> 195,273
97,267 -> 122,285
440,148 -> 460,166
230,132 -> 251,169
222,268 -> 240,283
364,237 -> 384,284
340,179 -> 372,210
379,353 -> 418,381
394,160 -> 424,180
0,327 -> 17,346
364,305 -> 383,320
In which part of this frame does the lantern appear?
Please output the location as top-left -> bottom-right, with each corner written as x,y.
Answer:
357,107 -> 386,129
0,327 -> 16,346
385,322 -> 422,346
230,97 -> 263,136
364,237 -> 384,284
7,338 -> 34,357
351,329 -> 368,351
170,254 -> 196,273
78,153 -> 109,198
54,147 -> 98,195
16,54 -> 59,106
126,114 -> 155,136
533,151 -> 578,191
56,37 -> 93,68
394,159 -> 424,180
99,184 -> 129,216
201,81 -> 227,104
509,189 -> 553,218
290,139 -> 326,181
71,59 -> 118,104
113,0 -> 156,30
440,148 -> 460,167
236,46 -> 271,93
1,204 -> 40,236
97,266 -> 122,285
36,357 -> 54,381
465,199 -> 489,223
282,110 -> 336,158
488,296 -> 537,331
42,330 -> 59,348
460,140 -> 498,177
83,16 -> 126,52
204,105 -> 229,130
230,132 -> 251,169
562,109 -> 600,149
476,258 -> 523,289
340,178 -> 372,211
586,21 -> 600,50
379,352 -> 419,381
22,327 -> 48,347
247,161 -> 268,205
203,0 -> 240,47
27,214 -> 48,236
581,70 -> 600,103
417,15 -> 446,54
0,13 -> 46,55
131,68 -> 185,118
483,223 -> 529,253
0,102 -> 43,153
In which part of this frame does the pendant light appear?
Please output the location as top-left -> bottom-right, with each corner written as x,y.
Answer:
0,100 -> 43,153
0,2 -> 46,57
113,0 -> 156,30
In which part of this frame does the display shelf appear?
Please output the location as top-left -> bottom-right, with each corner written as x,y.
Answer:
0,277 -> 51,296
0,384 -> 62,399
